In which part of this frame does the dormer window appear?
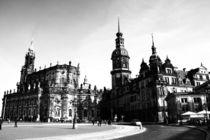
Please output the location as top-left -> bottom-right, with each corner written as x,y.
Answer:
166,68 -> 172,74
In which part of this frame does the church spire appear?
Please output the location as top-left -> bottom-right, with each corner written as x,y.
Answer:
151,33 -> 157,55
118,17 -> 120,33
115,17 -> 124,48
116,17 -> 123,37
29,38 -> 34,51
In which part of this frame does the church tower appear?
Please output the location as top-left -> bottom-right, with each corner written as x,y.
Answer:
111,19 -> 131,89
20,41 -> 35,84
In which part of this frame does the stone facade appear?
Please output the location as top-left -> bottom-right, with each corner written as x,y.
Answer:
166,92 -> 207,123
107,21 -> 210,123
1,45 -> 102,122
187,63 -> 210,86
77,76 -> 103,122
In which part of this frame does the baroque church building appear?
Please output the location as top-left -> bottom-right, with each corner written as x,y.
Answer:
1,42 -> 102,122
107,20 -> 210,123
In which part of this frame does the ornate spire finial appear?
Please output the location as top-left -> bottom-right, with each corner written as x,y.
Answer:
151,33 -> 156,55
165,55 -> 171,63
118,17 -> 120,33
152,33 -> 154,47
142,58 -> 144,62
201,62 -> 203,67
116,17 -> 123,37
29,38 -> 34,51
84,75 -> 87,84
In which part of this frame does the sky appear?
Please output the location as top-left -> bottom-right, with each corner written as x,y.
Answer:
1,0 -> 210,114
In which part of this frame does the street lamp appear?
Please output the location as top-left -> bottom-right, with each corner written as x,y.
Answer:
71,94 -> 78,129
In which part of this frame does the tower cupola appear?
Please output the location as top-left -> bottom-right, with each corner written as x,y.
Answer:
149,34 -> 162,64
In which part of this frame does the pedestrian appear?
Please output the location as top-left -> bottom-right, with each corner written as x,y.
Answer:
7,118 -> 10,124
92,118 -> 95,125
14,118 -> 18,127
99,119 -> 102,126
97,120 -> 99,126
108,120 -> 111,125
0,118 -> 3,130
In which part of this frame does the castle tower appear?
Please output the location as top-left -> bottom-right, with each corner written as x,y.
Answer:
149,34 -> 162,75
111,19 -> 131,89
20,40 -> 35,84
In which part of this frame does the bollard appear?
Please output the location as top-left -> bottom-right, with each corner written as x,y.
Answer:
0,118 -> 2,130
136,121 -> 142,129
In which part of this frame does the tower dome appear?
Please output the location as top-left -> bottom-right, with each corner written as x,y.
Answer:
111,47 -> 129,59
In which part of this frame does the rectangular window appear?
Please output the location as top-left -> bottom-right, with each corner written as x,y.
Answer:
172,78 -> 176,85
164,77 -> 169,84
194,98 -> 200,103
181,98 -> 188,103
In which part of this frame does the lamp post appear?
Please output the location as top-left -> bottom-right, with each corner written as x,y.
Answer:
71,94 -> 78,129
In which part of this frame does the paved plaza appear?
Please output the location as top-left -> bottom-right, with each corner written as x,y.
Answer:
0,122 -> 209,140
0,122 -> 145,140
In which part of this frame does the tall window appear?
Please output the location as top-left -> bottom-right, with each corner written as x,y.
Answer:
166,68 -> 172,74
55,108 -> 60,117
164,77 -> 170,84
199,75 -> 203,80
69,109 -> 72,117
92,110 -> 94,117
84,110 -> 87,117
172,78 -> 177,85
207,75 -> 209,80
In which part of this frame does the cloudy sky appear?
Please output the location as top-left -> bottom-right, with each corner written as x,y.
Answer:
1,0 -> 210,113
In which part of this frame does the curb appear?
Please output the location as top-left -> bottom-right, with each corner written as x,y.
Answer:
167,124 -> 209,140
2,123 -> 92,128
186,126 -> 210,140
